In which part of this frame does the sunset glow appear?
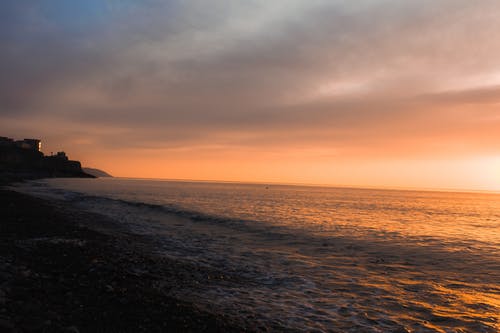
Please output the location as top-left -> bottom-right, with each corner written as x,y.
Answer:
1,1 -> 500,191
2,4 -> 500,330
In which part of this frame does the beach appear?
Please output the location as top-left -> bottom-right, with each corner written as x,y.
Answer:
0,187 -> 248,332
2,178 -> 499,332
3,1 -> 500,331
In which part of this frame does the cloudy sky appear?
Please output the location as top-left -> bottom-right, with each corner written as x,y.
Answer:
1,1 -> 500,190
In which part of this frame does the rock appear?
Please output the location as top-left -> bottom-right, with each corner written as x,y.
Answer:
20,317 -> 47,331
21,269 -> 32,278
0,271 -> 11,281
0,318 -> 14,331
64,325 -> 80,333
0,289 -> 6,305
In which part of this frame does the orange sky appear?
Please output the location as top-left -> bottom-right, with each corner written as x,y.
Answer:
1,1 -> 500,191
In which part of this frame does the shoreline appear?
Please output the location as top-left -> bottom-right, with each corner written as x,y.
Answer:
5,179 -> 499,332
0,187 -> 250,332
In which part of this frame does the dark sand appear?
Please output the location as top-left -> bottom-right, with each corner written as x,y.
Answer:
0,188 -> 250,332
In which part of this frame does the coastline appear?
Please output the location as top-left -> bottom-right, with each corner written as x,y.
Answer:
4,178 -> 498,332
0,186 -> 249,332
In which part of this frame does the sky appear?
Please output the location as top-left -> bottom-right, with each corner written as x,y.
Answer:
1,0 -> 500,191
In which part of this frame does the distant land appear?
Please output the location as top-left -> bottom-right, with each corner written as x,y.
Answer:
0,136 -> 94,183
83,167 -> 113,178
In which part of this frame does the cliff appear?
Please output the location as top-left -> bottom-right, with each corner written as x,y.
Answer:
82,167 -> 113,178
0,142 -> 94,182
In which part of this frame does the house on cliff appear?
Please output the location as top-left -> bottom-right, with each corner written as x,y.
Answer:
0,137 -> 44,169
0,136 -> 93,178
17,139 -> 41,151
55,151 -> 68,161
0,136 -> 16,148
0,137 -> 41,151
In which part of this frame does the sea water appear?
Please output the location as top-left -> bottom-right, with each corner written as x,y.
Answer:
15,178 -> 500,332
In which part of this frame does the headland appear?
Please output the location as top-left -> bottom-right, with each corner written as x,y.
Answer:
0,136 -> 247,332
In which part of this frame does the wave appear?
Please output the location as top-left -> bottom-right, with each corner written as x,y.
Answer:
11,179 -> 500,332
16,181 -> 500,270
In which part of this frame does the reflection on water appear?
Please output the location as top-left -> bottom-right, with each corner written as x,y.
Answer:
16,179 -> 500,332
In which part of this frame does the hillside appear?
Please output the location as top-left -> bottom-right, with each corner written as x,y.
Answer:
0,136 -> 94,181
83,167 -> 113,178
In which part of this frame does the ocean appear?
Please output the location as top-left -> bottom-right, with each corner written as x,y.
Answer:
14,178 -> 500,332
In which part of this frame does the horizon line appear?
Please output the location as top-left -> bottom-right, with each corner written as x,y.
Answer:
94,176 -> 500,195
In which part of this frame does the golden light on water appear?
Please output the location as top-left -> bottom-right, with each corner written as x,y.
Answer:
3,1 -> 500,332
22,178 -> 499,331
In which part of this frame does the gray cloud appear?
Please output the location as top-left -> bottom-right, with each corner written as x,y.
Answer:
1,0 -> 500,157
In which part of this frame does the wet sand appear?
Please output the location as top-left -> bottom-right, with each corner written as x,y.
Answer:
0,188 -> 249,332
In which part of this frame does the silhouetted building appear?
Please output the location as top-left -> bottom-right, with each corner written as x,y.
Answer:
0,137 -> 41,151
15,139 -> 41,151
0,136 -> 15,147
0,135 -> 93,179
55,151 -> 68,161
